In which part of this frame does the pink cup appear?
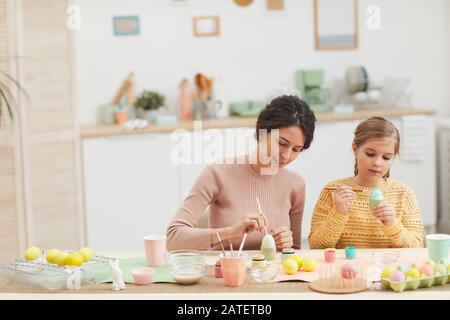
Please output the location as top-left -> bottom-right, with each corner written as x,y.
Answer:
219,253 -> 247,287
143,235 -> 166,267
132,267 -> 154,285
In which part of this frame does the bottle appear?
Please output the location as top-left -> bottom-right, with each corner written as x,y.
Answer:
179,79 -> 193,121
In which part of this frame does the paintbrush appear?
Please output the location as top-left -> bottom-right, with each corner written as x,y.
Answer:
216,231 -> 226,258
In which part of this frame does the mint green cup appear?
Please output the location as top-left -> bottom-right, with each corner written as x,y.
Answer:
426,234 -> 450,263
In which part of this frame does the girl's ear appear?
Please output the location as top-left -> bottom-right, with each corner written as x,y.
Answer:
352,143 -> 357,155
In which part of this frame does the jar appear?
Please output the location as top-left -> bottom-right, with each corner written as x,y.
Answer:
281,248 -> 295,263
252,253 -> 267,269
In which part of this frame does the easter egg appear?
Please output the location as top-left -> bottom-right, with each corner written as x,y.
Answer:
447,264 -> 450,274
381,266 -> 395,279
261,234 -> 276,261
435,263 -> 447,276
398,264 -> 409,273
390,271 -> 406,282
79,247 -> 94,262
405,266 -> 420,279
426,259 -> 436,269
420,263 -> 435,276
291,256 -> 303,270
302,257 -> 317,272
55,251 -> 70,266
369,189 -> 384,212
438,258 -> 449,266
282,258 -> 298,275
24,246 -> 41,261
45,249 -> 61,264
65,252 -> 84,267
341,264 -> 357,279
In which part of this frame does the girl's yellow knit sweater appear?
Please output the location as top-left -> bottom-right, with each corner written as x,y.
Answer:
308,177 -> 424,249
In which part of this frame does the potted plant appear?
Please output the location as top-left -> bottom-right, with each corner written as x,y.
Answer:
134,90 -> 166,121
0,69 -> 27,125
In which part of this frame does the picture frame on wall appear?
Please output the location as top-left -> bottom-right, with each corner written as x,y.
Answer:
193,16 -> 220,37
113,16 -> 140,36
314,0 -> 358,50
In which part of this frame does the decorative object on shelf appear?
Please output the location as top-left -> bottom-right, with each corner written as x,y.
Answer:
230,100 -> 264,117
212,74 -> 229,118
193,73 -> 216,120
113,16 -> 140,36
193,16 -> 220,37
234,0 -> 253,7
295,69 -> 332,113
314,0 -> 358,50
134,91 -> 166,122
267,0 -> 284,11
179,78 -> 193,121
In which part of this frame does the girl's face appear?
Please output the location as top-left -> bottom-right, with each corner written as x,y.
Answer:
260,125 -> 305,169
353,137 -> 397,183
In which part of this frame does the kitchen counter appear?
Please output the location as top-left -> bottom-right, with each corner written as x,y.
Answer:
80,107 -> 436,139
1,248 -> 449,300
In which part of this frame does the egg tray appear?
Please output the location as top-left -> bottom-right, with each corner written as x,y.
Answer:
381,272 -> 450,292
1,254 -> 115,291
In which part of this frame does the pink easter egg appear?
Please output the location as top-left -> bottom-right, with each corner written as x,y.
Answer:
420,264 -> 434,276
390,270 -> 406,282
341,264 -> 357,279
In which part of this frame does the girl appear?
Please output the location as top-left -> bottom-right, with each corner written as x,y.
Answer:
167,95 -> 316,250
309,116 -> 424,249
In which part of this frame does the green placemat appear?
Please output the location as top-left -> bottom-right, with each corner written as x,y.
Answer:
91,257 -> 175,284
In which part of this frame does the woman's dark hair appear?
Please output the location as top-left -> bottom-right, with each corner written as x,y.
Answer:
256,95 -> 316,150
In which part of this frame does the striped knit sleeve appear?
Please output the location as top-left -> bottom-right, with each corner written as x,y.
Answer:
381,186 -> 424,248
308,188 -> 349,249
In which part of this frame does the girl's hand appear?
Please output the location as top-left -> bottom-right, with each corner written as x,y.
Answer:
229,212 -> 267,237
373,203 -> 396,225
270,226 -> 293,250
334,186 -> 357,214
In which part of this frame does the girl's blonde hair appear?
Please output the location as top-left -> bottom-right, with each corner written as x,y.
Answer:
353,116 -> 400,178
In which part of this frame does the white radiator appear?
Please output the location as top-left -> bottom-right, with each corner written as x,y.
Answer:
438,126 -> 450,233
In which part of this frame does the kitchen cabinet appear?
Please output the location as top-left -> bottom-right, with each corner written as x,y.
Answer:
83,134 -> 179,251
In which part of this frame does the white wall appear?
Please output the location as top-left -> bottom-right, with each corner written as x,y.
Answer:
74,0 -> 449,124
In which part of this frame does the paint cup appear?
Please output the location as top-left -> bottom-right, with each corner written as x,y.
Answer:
426,234 -> 450,263
219,252 -> 247,287
143,235 -> 166,267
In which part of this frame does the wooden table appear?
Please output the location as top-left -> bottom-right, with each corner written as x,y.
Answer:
1,249 -> 449,300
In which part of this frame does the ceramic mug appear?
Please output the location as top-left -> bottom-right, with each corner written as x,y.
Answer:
143,235 -> 166,267
426,234 -> 450,263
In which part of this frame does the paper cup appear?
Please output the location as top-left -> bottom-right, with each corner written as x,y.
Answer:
426,234 -> 450,263
143,235 -> 166,267
219,253 -> 247,287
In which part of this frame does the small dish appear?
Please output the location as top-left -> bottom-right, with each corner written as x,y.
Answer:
372,250 -> 401,267
131,267 -> 154,285
250,266 -> 280,283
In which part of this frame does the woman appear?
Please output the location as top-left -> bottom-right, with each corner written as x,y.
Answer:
166,95 -> 316,251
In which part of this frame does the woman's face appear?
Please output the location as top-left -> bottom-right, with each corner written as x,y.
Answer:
353,137 -> 397,182
260,125 -> 305,169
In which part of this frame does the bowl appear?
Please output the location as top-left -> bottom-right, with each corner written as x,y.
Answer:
372,250 -> 401,267
131,267 -> 154,285
165,250 -> 207,285
250,266 -> 280,283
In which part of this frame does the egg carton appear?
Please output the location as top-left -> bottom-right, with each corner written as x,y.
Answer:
381,272 -> 450,292
1,254 -> 115,291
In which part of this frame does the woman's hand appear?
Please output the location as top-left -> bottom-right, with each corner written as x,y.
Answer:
373,202 -> 396,226
270,226 -> 293,250
334,186 -> 357,214
228,212 -> 268,238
